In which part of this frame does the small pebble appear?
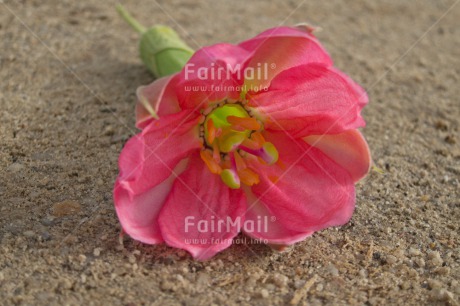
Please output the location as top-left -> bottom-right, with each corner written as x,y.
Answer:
176,275 -> 184,282
260,289 -> 269,298
434,267 -> 450,275
427,251 -> 443,267
386,255 -> 397,265
316,283 -> 324,292
8,163 -> 24,173
408,248 -> 421,256
427,251 -> 441,260
294,279 -> 305,289
427,279 -> 442,290
246,275 -> 258,287
160,281 -> 174,291
41,231 -> 51,241
78,254 -> 86,263
103,125 -> 114,136
431,288 -> 454,302
400,281 -> 411,290
127,255 -> 136,264
407,268 -> 418,278
420,195 -> 430,202
272,273 -> 289,287
23,230 -> 35,238
444,135 -> 455,144
93,248 -> 102,257
326,264 -> 339,276
197,272 -> 210,287
414,258 -> 425,268
52,200 -> 81,217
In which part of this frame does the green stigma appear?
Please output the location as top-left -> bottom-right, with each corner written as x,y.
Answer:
220,169 -> 241,189
204,104 -> 251,152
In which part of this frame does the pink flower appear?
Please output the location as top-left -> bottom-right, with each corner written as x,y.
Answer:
114,26 -> 371,260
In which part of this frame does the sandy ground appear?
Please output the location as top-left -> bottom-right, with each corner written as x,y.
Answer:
1,0 -> 459,305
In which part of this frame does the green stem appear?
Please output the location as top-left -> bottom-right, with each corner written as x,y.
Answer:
116,4 -> 146,34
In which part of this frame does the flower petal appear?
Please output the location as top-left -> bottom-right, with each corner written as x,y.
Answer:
114,159 -> 189,244
135,74 -> 181,129
175,43 -> 252,109
117,110 -> 201,197
159,153 -> 247,260
250,63 -> 368,137
247,131 -> 355,233
238,26 -> 333,91
304,130 -> 371,183
243,187 -> 313,245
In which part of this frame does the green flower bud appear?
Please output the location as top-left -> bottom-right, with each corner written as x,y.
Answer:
116,5 -> 194,78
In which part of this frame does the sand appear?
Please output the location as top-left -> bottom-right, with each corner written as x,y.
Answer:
0,0 -> 459,305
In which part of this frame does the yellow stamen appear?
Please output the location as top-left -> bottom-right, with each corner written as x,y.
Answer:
251,131 -> 265,145
200,150 -> 222,174
227,116 -> 261,131
212,142 -> 221,163
241,138 -> 261,150
220,159 -> 231,169
233,151 -> 247,172
238,168 -> 260,186
206,119 -> 216,144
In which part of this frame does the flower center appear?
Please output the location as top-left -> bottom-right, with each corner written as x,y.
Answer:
199,101 -> 279,189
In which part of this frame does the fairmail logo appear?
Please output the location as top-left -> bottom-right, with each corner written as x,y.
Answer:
184,215 -> 276,233
184,62 -> 276,81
